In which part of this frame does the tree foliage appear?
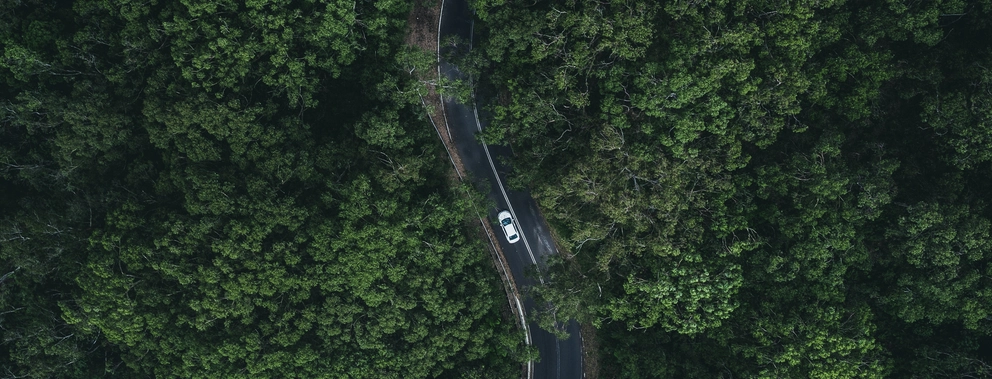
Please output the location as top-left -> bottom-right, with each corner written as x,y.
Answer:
472,0 -> 992,376
1,0 -> 523,377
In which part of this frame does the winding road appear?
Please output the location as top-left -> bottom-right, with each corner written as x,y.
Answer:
437,1 -> 584,378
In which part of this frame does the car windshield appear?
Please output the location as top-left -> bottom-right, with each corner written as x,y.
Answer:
509,234 -> 518,240
501,218 -> 512,226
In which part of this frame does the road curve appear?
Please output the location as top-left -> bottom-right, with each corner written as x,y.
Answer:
436,1 -> 584,378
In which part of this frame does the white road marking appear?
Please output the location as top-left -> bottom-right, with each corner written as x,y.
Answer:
437,5 -> 547,379
473,106 -> 543,281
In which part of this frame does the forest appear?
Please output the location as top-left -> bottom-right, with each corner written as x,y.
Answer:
0,0 -> 528,378
467,0 -> 992,377
4,0 -> 992,378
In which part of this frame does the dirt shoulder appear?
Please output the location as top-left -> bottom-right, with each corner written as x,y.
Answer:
404,2 -> 600,377
403,0 -> 527,349
404,0 -> 465,179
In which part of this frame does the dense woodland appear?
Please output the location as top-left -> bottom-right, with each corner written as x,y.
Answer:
469,0 -> 992,377
0,0 -> 528,377
5,0 -> 992,377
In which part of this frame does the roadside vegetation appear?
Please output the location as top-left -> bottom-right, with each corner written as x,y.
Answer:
470,0 -> 992,377
0,0 -> 526,377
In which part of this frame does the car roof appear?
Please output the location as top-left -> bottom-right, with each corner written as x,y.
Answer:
505,224 -> 519,240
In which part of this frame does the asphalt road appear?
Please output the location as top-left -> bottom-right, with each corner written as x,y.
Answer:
437,1 -> 584,378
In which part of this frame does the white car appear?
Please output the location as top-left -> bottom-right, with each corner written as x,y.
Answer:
497,210 -> 520,244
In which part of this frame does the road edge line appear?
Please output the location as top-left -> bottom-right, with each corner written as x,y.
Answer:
436,2 -> 533,378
